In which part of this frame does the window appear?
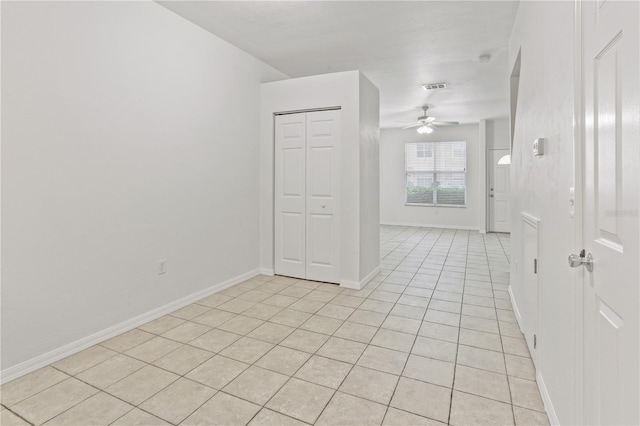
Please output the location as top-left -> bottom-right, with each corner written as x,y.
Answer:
405,141 -> 466,206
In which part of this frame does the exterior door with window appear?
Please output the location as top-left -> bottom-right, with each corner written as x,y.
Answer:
489,149 -> 510,233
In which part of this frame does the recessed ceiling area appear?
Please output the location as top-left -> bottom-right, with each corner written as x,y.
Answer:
158,1 -> 519,128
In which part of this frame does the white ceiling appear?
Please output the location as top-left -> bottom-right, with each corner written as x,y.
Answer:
159,1 -> 519,128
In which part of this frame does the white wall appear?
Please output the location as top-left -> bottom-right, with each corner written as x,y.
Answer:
380,124 -> 481,230
508,1 -> 576,424
1,1 -> 286,374
259,71 -> 380,288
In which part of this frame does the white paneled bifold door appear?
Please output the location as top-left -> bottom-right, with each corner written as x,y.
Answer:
274,110 -> 341,284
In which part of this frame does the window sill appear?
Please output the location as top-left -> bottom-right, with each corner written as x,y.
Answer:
405,203 -> 467,209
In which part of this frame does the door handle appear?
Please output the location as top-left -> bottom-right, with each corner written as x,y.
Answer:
568,250 -> 594,272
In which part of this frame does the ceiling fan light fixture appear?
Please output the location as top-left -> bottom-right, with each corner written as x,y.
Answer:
417,125 -> 434,134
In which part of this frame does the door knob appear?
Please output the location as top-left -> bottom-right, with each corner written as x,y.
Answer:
568,250 -> 594,272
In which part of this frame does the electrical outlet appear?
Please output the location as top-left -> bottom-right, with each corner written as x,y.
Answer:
158,260 -> 167,275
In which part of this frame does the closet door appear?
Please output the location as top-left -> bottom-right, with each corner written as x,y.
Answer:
305,110 -> 340,283
274,113 -> 306,279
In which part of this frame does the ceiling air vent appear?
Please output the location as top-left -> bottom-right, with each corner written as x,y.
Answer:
422,82 -> 447,90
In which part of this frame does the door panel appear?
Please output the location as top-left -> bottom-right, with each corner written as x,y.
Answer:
274,113 -> 306,279
305,110 -> 340,283
490,149 -> 510,232
582,1 -> 639,424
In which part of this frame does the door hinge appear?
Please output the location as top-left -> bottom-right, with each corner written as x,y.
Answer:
534,258 -> 537,274
534,334 -> 537,349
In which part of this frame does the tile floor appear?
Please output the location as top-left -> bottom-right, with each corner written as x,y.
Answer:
1,226 -> 549,426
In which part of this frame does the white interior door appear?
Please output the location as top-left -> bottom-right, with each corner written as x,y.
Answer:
582,1 -> 639,424
305,110 -> 341,283
490,149 -> 511,233
274,113 -> 306,279
274,110 -> 341,283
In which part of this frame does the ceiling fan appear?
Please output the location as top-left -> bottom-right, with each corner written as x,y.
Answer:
402,106 -> 459,134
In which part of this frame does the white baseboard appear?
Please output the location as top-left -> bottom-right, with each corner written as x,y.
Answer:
0,269 -> 260,385
259,268 -> 274,276
537,371 -> 560,425
508,285 -> 523,326
340,266 -> 380,290
380,221 -> 480,231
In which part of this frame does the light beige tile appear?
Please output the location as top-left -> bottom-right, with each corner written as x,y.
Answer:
237,290 -> 272,303
196,293 -> 233,308
138,315 -> 185,335
280,329 -> 330,353
460,315 -> 499,334
357,346 -> 408,375
13,378 -> 98,425
52,346 -> 117,376
464,294 -> 495,308
189,328 -> 241,353
359,299 -> 394,314
258,282 -> 289,294
266,378 -> 334,424
223,366 -> 288,405
459,328 -> 503,352
497,309 -> 518,323
462,304 -> 497,320
513,406 -> 550,425
191,308 -> 237,328
294,356 -> 352,388
331,295 -> 365,308
369,290 -> 401,303
424,309 -> 460,327
389,304 -> 426,320
383,407 -> 445,425
219,286 -> 250,297
262,294 -> 298,308
347,309 -> 387,327
255,345 -> 311,375
403,354 -> 454,388
454,365 -> 511,403
300,315 -> 344,335
411,336 -> 457,363
398,294 -> 430,308
316,392 -> 387,426
390,377 -> 451,423
317,337 -> 367,364
278,286 -> 312,298
242,303 -> 283,321
0,408 -> 30,426
124,337 -> 182,363
418,321 -> 459,343
499,321 -> 525,338
249,409 -> 307,425
381,315 -> 421,334
317,304 -> 355,320
269,309 -> 312,327
505,354 -> 536,380
334,321 -> 378,344
139,378 -> 216,424
247,322 -> 295,344
44,392 -> 132,426
429,299 -> 462,314
509,376 -> 545,412
339,365 -> 399,404
217,298 -> 256,314
432,290 -> 463,303
370,328 -> 415,353
111,408 -> 169,425
219,337 -> 274,364
182,392 -> 260,426
457,344 -> 506,374
186,355 -> 249,389
450,390 -> 514,426
288,299 -> 326,314
217,315 -> 264,335
105,365 -> 178,405
76,354 -> 145,389
503,336 -> 531,357
161,321 -> 211,343
153,344 -> 213,375
170,304 -> 211,320
101,329 -> 155,353
1,367 -> 70,406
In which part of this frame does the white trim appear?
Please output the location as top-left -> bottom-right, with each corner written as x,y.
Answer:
259,268 -> 274,276
380,221 -> 480,231
0,269 -> 260,385
340,266 -> 380,290
537,371 -> 560,426
508,284 -> 523,326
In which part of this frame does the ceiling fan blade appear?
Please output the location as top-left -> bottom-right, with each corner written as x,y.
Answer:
432,121 -> 459,126
401,123 -> 422,129
425,116 -> 436,123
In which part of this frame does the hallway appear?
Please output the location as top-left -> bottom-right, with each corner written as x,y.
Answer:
1,226 -> 548,425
